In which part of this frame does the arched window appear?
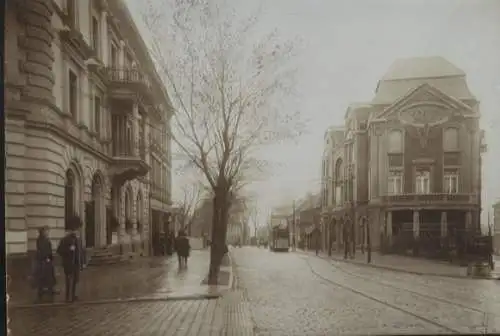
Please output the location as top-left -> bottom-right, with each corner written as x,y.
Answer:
388,130 -> 403,153
334,158 -> 343,206
443,127 -> 459,152
335,158 -> 343,182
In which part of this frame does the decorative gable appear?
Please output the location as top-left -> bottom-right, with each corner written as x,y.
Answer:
373,83 -> 476,122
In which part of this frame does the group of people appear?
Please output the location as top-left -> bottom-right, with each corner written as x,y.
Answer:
33,215 -> 85,303
33,221 -> 192,303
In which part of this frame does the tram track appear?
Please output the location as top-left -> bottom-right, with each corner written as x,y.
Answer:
325,259 -> 493,315
303,256 -> 476,334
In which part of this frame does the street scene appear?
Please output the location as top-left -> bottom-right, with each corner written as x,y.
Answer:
8,247 -> 500,335
5,0 -> 500,335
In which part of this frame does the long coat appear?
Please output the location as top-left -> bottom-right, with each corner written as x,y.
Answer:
57,233 -> 83,275
175,236 -> 191,258
34,236 -> 56,289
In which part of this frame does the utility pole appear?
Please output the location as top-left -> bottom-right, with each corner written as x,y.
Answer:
292,200 -> 296,251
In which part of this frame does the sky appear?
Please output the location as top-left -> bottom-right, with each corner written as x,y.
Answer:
127,0 -> 500,226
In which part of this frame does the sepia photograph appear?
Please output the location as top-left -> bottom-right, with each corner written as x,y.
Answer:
4,0 -> 500,334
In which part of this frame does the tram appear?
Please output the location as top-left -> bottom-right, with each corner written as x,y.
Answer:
269,226 -> 290,252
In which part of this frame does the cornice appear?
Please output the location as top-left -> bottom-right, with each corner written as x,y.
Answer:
25,120 -> 112,163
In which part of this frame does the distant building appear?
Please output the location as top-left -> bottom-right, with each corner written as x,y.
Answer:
190,194 -> 247,245
320,56 -> 485,256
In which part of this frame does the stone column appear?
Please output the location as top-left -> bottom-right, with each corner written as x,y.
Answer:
143,115 -> 151,165
337,219 -> 342,251
386,211 -> 393,249
100,11 -> 109,65
119,40 -> 125,81
132,102 -> 140,156
440,211 -> 448,238
466,211 -> 472,232
413,210 -> 420,256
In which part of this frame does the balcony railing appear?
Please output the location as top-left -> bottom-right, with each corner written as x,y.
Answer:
106,67 -> 152,90
380,193 -> 476,204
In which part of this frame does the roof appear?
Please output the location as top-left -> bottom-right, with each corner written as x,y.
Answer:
297,193 -> 321,211
344,102 -> 373,121
373,57 -> 475,104
381,56 -> 465,81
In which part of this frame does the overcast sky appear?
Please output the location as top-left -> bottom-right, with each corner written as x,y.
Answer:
128,0 -> 500,226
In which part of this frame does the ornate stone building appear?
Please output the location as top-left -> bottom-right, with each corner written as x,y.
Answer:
320,57 -> 486,256
5,0 -> 172,260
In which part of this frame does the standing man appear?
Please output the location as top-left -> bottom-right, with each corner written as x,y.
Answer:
57,215 -> 84,303
174,230 -> 191,268
34,226 -> 56,302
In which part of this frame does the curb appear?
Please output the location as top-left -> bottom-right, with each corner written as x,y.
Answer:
226,252 -> 235,290
297,250 -> 495,280
9,293 -> 223,309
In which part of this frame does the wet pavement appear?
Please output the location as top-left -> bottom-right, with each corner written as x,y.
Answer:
302,248 -> 471,278
9,250 -> 229,306
8,250 -> 247,336
232,246 -> 500,335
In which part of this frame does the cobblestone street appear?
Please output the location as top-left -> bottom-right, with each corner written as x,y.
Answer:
232,247 -> 500,335
10,300 -> 224,336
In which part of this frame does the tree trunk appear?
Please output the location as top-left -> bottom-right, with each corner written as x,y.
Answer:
207,188 -> 230,285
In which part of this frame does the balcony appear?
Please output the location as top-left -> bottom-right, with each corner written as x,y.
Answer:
106,67 -> 154,102
380,193 -> 477,208
109,115 -> 149,186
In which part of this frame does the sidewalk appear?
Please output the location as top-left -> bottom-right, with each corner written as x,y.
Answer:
8,249 -> 232,307
298,249 -> 493,279
7,249 -> 254,336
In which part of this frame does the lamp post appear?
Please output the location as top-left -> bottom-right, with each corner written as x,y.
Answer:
292,200 -> 297,251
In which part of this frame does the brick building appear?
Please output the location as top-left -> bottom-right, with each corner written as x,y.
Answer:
5,0 -> 172,261
320,56 -> 486,257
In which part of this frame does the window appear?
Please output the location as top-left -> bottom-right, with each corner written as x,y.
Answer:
415,170 -> 431,194
388,171 -> 403,195
92,17 -> 100,56
388,130 -> 403,153
68,70 -> 78,118
335,185 -> 342,206
66,0 -> 76,27
93,95 -> 101,134
444,170 -> 459,193
110,43 -> 118,67
443,128 -> 459,152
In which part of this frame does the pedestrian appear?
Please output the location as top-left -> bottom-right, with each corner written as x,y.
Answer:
33,226 -> 57,303
174,229 -> 191,268
57,215 -> 84,303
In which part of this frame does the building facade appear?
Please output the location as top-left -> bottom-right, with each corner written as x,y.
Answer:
320,57 -> 485,257
5,0 -> 172,260
493,202 -> 500,254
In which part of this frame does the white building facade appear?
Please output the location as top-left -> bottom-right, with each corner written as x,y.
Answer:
5,0 -> 172,258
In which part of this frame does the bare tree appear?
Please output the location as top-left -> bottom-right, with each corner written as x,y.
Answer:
248,207 -> 259,240
141,0 -> 305,284
175,183 -> 203,234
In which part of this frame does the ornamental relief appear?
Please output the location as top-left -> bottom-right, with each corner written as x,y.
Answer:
398,104 -> 451,127
396,104 -> 452,149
